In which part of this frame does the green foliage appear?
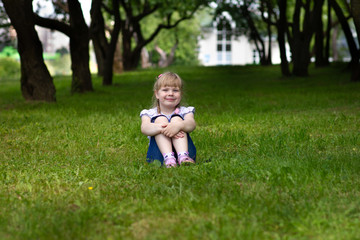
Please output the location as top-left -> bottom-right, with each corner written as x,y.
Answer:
0,57 -> 20,80
142,10 -> 205,66
0,64 -> 360,239
215,0 -> 270,37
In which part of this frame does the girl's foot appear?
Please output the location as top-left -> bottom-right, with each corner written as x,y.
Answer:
178,155 -> 195,165
163,152 -> 177,168
164,156 -> 177,168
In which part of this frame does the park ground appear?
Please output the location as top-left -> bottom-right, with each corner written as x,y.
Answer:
0,64 -> 360,239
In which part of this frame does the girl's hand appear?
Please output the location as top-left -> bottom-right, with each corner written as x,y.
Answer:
173,131 -> 185,139
155,123 -> 167,134
162,122 -> 183,138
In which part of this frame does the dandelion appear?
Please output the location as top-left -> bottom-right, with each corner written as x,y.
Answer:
353,148 -> 356,151
88,187 -> 93,190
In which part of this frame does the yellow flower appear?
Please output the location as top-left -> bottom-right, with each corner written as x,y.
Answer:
88,187 -> 93,190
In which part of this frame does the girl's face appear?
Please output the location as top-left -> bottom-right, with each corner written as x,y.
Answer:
155,85 -> 181,111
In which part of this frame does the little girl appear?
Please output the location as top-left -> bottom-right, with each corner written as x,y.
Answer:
140,72 -> 196,168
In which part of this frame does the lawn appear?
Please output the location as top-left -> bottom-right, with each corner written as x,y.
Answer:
0,64 -> 359,239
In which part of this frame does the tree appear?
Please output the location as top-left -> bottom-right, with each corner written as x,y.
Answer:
89,0 -> 205,85
2,0 -> 56,102
216,0 -> 273,66
276,0 -> 291,76
154,40 -> 178,67
34,0 -> 93,93
90,0 -> 121,85
119,0 -> 205,71
141,12 -> 201,67
242,0 -> 272,65
314,0 -> 327,67
350,0 -> 360,81
324,0 -> 332,65
290,0 -> 324,76
260,0 -> 290,75
90,0 -> 106,77
330,0 -> 359,69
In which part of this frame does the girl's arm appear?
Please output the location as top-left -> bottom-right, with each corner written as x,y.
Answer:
141,116 -> 167,136
162,113 -> 196,138
181,113 -> 196,133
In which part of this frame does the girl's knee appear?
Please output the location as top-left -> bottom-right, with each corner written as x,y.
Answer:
170,115 -> 183,123
154,116 -> 169,124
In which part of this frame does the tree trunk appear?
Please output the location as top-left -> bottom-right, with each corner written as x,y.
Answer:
68,0 -> 93,93
34,0 -> 93,93
350,0 -> 360,81
155,40 -> 178,67
102,0 -> 121,86
90,0 -> 121,85
330,0 -> 359,68
121,26 -> 138,71
324,0 -> 331,65
292,40 -> 312,76
113,40 -> 123,73
3,0 -> 56,102
266,20 -> 272,65
141,47 -> 151,68
155,45 -> 167,67
90,0 -> 107,76
277,0 -> 291,76
242,4 -> 268,65
291,0 -> 322,76
291,0 -> 309,76
122,45 -> 142,71
315,0 -> 326,67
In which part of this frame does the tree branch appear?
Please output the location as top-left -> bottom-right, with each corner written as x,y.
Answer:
136,4 -> 200,51
34,13 -> 71,36
133,3 -> 158,22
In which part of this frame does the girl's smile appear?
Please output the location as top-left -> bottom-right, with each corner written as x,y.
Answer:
155,86 -> 181,111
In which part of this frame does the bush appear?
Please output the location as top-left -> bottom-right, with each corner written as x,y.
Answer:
0,57 -> 20,80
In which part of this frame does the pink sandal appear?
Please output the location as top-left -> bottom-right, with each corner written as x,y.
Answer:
164,156 -> 177,168
178,155 -> 195,165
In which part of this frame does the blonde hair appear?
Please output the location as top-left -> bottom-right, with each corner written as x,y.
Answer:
152,72 -> 184,113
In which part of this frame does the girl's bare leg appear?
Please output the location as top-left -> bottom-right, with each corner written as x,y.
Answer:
170,116 -> 188,153
154,116 -> 173,154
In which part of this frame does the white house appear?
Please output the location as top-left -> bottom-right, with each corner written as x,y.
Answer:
197,14 -> 283,66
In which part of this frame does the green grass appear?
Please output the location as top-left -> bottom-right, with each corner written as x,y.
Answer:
1,64 -> 360,239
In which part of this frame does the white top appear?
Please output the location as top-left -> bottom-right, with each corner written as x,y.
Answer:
140,106 -> 195,121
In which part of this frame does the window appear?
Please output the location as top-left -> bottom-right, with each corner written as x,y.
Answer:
226,44 -> 231,52
216,17 -> 232,65
226,52 -> 231,64
217,52 -> 223,62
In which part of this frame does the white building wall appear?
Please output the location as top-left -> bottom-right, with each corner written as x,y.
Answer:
198,29 -> 286,66
198,29 -> 218,66
231,35 -> 255,65
198,32 -> 260,66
